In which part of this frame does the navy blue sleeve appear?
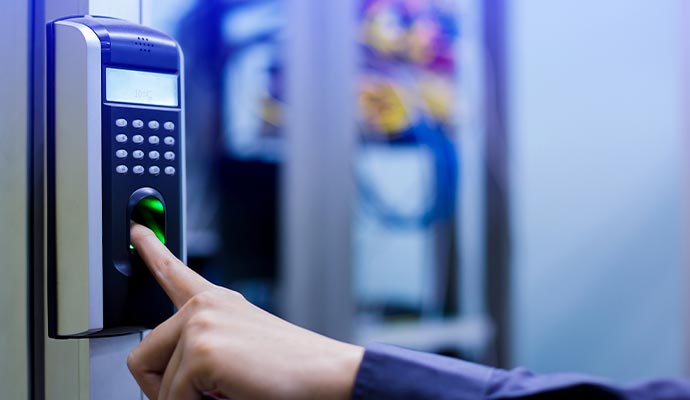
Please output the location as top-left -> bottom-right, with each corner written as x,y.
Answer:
352,342 -> 690,400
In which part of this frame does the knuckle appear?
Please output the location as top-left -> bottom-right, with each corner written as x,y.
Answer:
188,336 -> 215,360
188,290 -> 216,309
186,311 -> 215,332
227,289 -> 245,301
158,255 -> 177,273
126,350 -> 140,374
217,287 -> 245,303
183,336 -> 217,381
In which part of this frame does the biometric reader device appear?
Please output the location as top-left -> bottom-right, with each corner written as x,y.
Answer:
47,16 -> 186,338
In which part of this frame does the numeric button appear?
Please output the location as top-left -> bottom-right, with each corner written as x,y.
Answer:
115,134 -> 127,143
132,119 -> 144,129
164,151 -> 175,161
116,165 -> 128,174
149,166 -> 160,175
148,136 -> 160,145
133,135 -> 144,144
164,121 -> 175,131
148,120 -> 160,130
133,165 -> 144,175
149,151 -> 160,160
164,166 -> 176,176
164,136 -> 175,146
115,149 -> 127,159
115,118 -> 127,128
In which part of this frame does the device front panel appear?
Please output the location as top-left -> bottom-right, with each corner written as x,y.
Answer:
100,67 -> 183,330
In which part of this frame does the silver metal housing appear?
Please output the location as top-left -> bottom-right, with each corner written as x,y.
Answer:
53,20 -> 104,336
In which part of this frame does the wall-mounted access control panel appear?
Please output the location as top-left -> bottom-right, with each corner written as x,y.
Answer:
47,16 -> 186,338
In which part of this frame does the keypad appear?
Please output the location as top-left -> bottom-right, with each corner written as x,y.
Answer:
112,116 -> 178,177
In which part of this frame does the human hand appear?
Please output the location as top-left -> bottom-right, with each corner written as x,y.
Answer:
127,223 -> 364,400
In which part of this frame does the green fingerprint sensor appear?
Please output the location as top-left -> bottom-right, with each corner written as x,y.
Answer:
130,196 -> 165,251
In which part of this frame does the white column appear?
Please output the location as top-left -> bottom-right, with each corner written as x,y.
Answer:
281,0 -> 358,340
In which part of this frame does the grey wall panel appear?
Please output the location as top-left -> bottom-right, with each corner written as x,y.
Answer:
0,0 -> 30,398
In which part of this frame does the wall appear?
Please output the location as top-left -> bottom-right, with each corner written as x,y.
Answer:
509,0 -> 687,380
0,0 -> 30,397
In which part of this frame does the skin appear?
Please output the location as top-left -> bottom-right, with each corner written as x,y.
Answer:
127,223 -> 365,400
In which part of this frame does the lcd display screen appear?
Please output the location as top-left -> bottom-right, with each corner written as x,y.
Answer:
106,68 -> 179,107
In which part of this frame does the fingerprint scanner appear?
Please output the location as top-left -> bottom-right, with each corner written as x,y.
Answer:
130,196 -> 165,250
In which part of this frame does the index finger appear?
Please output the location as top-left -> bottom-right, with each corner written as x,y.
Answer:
130,223 -> 212,308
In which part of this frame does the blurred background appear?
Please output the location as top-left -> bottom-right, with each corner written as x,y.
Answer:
5,1 -> 690,398
137,0 -> 690,382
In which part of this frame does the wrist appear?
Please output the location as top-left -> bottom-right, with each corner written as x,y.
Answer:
330,342 -> 365,400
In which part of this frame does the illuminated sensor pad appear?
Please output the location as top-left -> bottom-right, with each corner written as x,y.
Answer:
130,196 -> 165,251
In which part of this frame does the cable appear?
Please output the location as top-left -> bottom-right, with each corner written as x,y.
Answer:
356,120 -> 460,229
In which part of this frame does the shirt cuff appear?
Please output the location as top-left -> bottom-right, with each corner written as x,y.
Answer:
353,342 -> 495,400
